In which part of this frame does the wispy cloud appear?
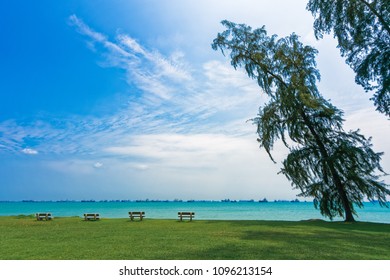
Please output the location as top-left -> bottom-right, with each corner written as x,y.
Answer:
93,162 -> 103,168
69,15 -> 192,101
0,15 -> 265,167
21,148 -> 38,155
118,34 -> 192,82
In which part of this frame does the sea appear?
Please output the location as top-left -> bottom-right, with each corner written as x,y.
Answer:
1,200 -> 389,223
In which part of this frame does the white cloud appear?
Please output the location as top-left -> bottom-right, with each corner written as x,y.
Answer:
105,133 -> 260,169
68,15 -> 192,103
21,148 -> 38,155
132,164 -> 149,171
68,14 -> 107,43
45,159 -> 105,175
118,34 -> 192,82
117,34 -> 146,55
99,132 -> 292,200
93,162 -> 103,168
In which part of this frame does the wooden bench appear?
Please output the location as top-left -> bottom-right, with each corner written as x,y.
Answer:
129,211 -> 145,221
83,213 -> 100,221
36,213 -> 53,221
178,212 -> 195,221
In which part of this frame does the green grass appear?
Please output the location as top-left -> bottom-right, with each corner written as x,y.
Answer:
0,216 -> 389,259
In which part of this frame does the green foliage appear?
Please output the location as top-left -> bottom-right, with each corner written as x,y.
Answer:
212,21 -> 389,221
307,0 -> 390,116
1,217 -> 390,259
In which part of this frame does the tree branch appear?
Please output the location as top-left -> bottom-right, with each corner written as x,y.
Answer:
357,0 -> 390,35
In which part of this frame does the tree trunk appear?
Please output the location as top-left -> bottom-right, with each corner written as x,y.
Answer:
343,206 -> 356,222
328,165 -> 356,222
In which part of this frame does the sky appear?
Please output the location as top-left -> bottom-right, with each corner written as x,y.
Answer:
0,0 -> 389,201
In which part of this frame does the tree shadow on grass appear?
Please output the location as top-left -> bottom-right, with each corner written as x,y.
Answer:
190,220 -> 390,260
202,219 -> 390,234
174,230 -> 389,260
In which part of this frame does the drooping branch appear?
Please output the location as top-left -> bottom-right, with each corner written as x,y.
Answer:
357,0 -> 390,35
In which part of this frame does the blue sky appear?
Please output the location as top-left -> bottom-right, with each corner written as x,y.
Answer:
0,0 -> 389,201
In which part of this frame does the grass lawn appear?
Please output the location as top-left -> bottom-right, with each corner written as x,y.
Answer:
0,215 -> 389,260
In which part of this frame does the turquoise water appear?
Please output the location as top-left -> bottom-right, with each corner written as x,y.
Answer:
0,201 -> 389,223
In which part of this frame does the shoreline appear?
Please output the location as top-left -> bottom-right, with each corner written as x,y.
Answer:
2,215 -> 390,225
1,201 -> 389,223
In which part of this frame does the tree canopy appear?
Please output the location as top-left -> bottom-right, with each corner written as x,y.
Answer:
307,0 -> 390,116
212,20 -> 389,222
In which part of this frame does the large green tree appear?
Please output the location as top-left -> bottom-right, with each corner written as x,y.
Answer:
212,20 -> 389,222
307,0 -> 390,116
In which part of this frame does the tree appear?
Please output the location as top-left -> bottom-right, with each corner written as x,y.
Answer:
307,0 -> 390,116
212,20 -> 390,222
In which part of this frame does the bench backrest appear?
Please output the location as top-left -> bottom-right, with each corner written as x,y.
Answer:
178,212 -> 195,215
36,213 -> 52,220
84,213 -> 100,219
36,213 -> 51,216
129,212 -> 145,215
